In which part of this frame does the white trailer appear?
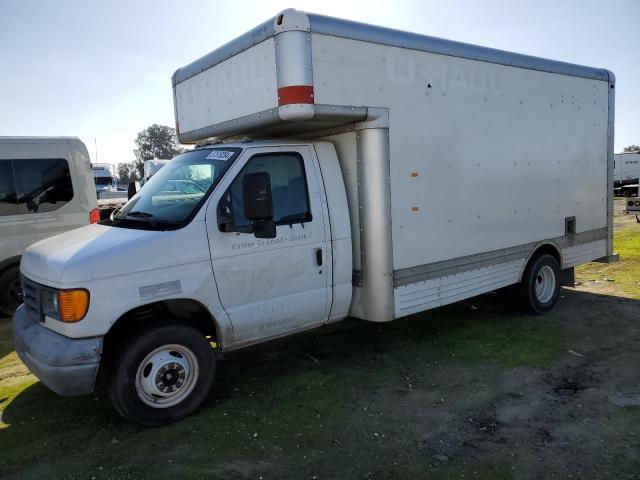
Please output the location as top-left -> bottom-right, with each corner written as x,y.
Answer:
143,159 -> 170,179
15,10 -> 616,426
91,162 -> 115,193
614,152 -> 640,195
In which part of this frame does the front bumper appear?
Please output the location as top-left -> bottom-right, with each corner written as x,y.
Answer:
13,305 -> 103,396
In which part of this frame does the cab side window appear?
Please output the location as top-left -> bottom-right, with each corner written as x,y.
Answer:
0,158 -> 74,216
224,153 -> 312,229
0,160 -> 19,216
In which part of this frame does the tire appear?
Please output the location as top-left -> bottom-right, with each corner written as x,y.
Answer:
517,254 -> 561,315
108,323 -> 215,426
0,266 -> 22,317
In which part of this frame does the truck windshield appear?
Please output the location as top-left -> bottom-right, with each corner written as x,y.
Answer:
95,177 -> 113,186
108,147 -> 241,230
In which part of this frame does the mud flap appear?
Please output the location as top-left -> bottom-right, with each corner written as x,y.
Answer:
561,267 -> 575,287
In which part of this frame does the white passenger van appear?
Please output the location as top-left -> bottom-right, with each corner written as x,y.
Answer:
0,137 -> 99,315
14,10 -> 616,426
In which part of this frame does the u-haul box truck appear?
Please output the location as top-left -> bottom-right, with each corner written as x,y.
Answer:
14,10 -> 616,425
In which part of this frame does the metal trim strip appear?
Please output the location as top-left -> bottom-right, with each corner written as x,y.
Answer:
606,81 -> 616,256
172,11 -> 614,88
352,227 -> 608,288
178,104 -> 367,143
307,13 -> 612,82
172,17 -> 276,86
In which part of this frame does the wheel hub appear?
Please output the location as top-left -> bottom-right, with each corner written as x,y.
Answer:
534,265 -> 556,304
135,345 -> 199,408
156,362 -> 186,393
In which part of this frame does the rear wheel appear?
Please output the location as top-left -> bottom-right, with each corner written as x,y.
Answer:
517,254 -> 561,314
108,323 -> 215,426
0,266 -> 22,317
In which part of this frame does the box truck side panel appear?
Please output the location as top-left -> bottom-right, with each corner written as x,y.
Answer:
615,153 -> 640,182
311,34 -> 609,272
174,38 -> 278,136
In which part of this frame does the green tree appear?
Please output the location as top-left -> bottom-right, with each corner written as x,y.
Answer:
115,162 -> 139,184
133,124 -> 184,178
623,145 -> 640,153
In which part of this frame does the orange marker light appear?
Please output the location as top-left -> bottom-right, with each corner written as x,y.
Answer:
57,289 -> 90,323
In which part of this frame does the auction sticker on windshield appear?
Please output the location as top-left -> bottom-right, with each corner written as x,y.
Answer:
206,150 -> 235,161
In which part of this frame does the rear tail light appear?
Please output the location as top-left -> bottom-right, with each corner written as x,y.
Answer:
89,208 -> 100,224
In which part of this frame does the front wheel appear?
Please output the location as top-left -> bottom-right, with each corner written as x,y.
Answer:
109,324 -> 216,426
0,266 -> 22,317
516,254 -> 561,314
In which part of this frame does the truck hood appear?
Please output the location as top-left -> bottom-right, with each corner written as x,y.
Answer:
21,224 -> 190,284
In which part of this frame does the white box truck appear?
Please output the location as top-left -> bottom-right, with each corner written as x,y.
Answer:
14,10 -> 616,426
91,162 -> 116,194
1,137 -> 101,316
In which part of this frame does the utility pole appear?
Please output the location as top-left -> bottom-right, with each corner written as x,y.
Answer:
94,138 -> 98,163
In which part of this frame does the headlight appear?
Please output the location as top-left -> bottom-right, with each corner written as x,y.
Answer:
57,289 -> 90,323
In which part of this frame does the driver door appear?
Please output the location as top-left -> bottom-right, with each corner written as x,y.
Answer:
206,145 -> 331,346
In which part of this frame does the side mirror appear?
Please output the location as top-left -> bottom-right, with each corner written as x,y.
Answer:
253,219 -> 276,239
242,172 -> 276,239
242,172 -> 273,220
127,181 -> 139,200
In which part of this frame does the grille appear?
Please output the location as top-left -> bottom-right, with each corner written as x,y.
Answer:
21,275 -> 42,322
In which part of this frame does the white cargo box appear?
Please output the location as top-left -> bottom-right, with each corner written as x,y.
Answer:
173,9 -> 615,321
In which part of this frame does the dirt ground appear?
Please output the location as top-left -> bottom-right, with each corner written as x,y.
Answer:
0,199 -> 638,480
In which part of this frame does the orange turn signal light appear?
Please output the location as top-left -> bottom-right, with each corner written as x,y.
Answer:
57,289 -> 90,323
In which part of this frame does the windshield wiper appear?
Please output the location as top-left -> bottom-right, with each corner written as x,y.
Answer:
125,210 -> 154,218
111,210 -> 163,229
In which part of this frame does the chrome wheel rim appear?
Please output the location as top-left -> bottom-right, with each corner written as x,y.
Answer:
135,344 -> 199,408
535,265 -> 556,304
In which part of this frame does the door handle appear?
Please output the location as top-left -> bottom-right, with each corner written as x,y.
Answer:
315,248 -> 323,266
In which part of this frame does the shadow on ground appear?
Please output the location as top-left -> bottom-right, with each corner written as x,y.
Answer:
1,289 -> 640,479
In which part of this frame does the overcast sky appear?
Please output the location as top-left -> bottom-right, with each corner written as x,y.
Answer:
1,0 -> 638,165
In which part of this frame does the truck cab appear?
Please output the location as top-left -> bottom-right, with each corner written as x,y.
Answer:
14,140 -> 352,425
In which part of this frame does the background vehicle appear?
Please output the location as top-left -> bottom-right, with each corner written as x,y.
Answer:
91,163 -> 116,193
126,159 -> 170,200
614,152 -> 640,196
144,159 -> 170,179
625,192 -> 640,220
14,10 -> 616,426
0,137 -> 99,315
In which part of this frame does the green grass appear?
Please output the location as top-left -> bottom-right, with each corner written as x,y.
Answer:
576,205 -> 640,299
0,321 -> 14,359
577,233 -> 640,297
0,300 -> 568,479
